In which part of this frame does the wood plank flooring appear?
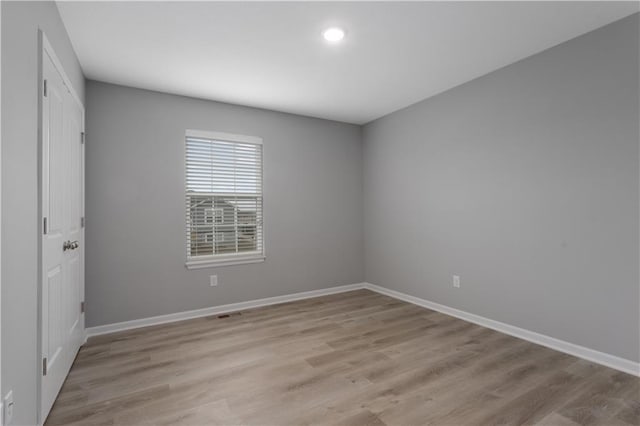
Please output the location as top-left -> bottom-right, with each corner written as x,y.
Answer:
45,289 -> 639,426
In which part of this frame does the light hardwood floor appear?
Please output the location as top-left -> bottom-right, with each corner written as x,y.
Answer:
46,289 -> 639,426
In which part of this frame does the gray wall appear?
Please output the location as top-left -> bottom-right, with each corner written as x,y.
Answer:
363,14 -> 639,363
85,81 -> 363,327
1,2 -> 85,425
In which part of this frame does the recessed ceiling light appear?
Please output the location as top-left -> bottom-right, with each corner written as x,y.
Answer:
323,27 -> 345,43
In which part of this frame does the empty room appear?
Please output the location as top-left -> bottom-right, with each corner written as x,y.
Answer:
1,1 -> 639,425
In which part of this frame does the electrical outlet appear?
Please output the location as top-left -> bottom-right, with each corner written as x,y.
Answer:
4,391 -> 13,425
453,275 -> 461,288
209,275 -> 218,287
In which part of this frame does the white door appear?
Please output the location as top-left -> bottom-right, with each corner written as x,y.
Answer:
41,41 -> 85,422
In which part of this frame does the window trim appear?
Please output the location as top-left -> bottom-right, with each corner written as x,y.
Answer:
185,129 -> 265,269
186,129 -> 263,146
185,253 -> 265,269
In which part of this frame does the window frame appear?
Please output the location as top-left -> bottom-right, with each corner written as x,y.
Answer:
185,129 -> 265,269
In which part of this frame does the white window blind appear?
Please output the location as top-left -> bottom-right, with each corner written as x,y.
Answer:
185,130 -> 264,268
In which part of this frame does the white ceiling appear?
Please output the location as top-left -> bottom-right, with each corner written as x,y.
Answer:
57,1 -> 638,124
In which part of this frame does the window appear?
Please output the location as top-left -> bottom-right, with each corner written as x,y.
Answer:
185,130 -> 264,268
204,208 -> 224,224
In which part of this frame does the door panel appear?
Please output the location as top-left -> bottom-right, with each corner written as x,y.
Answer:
44,266 -> 62,367
41,44 -> 85,422
44,73 -> 65,236
68,256 -> 81,334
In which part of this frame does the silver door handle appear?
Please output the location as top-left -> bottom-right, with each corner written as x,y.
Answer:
63,240 -> 79,251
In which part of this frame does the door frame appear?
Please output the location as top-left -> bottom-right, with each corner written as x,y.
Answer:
37,30 -> 85,426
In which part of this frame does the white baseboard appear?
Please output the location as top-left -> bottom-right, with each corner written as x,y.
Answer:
85,283 -> 366,338
363,282 -> 640,377
85,280 -> 639,377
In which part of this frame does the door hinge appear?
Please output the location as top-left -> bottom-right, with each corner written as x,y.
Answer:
44,79 -> 48,97
42,358 -> 47,376
81,217 -> 85,228
81,301 -> 85,314
81,131 -> 85,144
43,217 -> 48,235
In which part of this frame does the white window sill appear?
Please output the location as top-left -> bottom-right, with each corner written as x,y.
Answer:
185,256 -> 265,269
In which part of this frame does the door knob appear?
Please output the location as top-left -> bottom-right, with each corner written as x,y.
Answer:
63,240 -> 79,251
